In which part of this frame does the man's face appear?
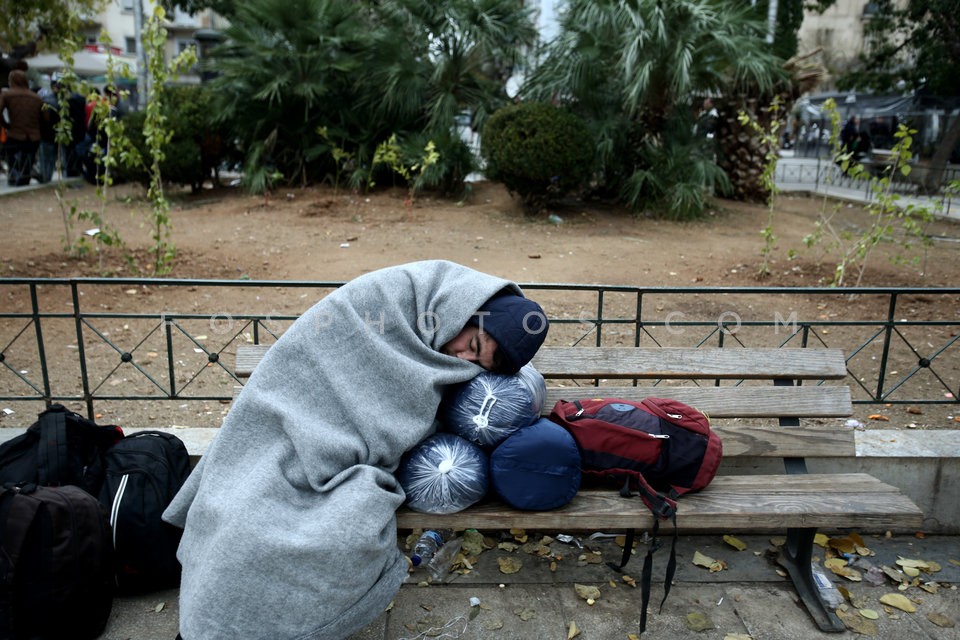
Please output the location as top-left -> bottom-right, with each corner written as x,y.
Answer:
441,326 -> 502,371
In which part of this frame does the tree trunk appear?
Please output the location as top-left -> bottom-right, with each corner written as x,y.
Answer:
924,110 -> 960,193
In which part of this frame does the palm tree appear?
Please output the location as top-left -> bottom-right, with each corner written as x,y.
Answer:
209,0 -> 372,192
208,0 -> 535,194
356,0 -> 537,190
525,0 -> 784,218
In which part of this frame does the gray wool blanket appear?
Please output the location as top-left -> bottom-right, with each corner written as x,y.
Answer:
163,260 -> 520,640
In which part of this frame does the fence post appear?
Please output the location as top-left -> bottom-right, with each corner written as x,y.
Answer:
70,281 -> 95,418
29,283 -> 53,406
875,292 -> 898,402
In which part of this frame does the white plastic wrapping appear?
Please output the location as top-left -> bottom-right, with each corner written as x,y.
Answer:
397,433 -> 489,514
438,364 -> 547,449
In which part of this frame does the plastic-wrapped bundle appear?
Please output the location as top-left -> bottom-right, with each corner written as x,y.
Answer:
438,364 -> 547,450
397,433 -> 489,514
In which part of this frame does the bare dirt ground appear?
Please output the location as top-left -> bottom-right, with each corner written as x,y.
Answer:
1,179 -> 959,430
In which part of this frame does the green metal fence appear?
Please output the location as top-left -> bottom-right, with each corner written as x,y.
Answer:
1,278 -> 957,426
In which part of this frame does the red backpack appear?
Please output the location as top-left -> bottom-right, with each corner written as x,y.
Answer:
550,396 -> 722,635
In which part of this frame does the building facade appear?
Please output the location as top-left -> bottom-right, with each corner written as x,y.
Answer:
796,0 -> 908,90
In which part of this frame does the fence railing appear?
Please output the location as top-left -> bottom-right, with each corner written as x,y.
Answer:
1,278 -> 958,426
775,156 -> 959,212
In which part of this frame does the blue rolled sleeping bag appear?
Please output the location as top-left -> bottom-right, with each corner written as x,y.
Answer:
439,364 -> 547,450
397,433 -> 489,514
489,418 -> 581,511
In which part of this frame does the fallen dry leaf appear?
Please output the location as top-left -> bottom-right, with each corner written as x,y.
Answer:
567,621 -> 580,638
513,607 -> 536,621
859,609 -> 879,620
574,584 -> 601,602
920,582 -> 940,594
868,414 -> 890,421
723,634 -> 753,640
813,533 -> 829,547
684,612 -> 713,632
723,535 -> 748,551
692,550 -> 727,572
622,575 -> 637,588
825,558 -> 862,581
497,557 -> 523,574
896,557 -> 931,570
829,537 -> 856,554
836,607 -> 878,635
926,612 -> 956,628
461,530 -> 488,556
881,565 -> 907,583
154,602 -> 165,613
879,593 -> 917,613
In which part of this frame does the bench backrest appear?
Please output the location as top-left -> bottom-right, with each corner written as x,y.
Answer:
235,345 -> 854,461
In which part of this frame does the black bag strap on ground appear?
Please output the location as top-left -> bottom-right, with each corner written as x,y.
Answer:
606,483 -> 679,636
36,410 -> 68,487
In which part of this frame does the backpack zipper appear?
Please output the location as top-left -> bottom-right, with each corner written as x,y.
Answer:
110,474 -> 129,549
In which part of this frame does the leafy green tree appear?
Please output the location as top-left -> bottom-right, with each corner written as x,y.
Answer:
208,0 -> 372,192
207,0 -> 535,194
525,0 -> 782,218
837,0 -> 960,190
364,0 -> 536,136
0,0 -> 106,53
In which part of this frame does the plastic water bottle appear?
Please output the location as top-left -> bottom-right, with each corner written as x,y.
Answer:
411,529 -> 452,567
427,536 -> 463,581
811,562 -> 843,609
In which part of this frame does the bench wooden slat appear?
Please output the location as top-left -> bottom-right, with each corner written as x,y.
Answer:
234,345 -> 849,381
236,344 -> 270,378
532,347 -> 848,380
545,385 -> 852,418
396,473 -> 923,532
712,425 -> 854,457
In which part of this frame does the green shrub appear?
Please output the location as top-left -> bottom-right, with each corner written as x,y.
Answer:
118,85 -> 223,193
481,102 -> 593,211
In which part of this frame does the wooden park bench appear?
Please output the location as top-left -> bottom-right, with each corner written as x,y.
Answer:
235,344 -> 923,633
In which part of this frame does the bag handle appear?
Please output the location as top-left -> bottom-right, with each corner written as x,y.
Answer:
37,409 -> 68,487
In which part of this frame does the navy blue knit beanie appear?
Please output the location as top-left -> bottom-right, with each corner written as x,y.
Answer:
468,292 -> 548,374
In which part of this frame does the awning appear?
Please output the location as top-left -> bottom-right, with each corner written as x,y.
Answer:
23,50 -> 138,77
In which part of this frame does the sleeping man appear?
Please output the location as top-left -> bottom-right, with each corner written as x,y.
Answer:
163,259 -> 549,640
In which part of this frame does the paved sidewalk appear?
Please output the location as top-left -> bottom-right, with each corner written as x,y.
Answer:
0,173 -> 83,197
776,155 -> 960,223
99,533 -> 960,639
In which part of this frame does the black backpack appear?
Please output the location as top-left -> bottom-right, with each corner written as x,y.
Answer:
99,431 -> 191,593
0,484 -> 115,640
0,404 -> 124,494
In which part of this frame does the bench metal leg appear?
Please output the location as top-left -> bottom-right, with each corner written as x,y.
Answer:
778,527 -> 845,633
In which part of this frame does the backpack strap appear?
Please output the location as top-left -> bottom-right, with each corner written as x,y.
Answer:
0,486 -> 41,588
37,409 -> 68,487
606,476 -> 679,637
